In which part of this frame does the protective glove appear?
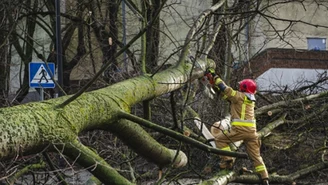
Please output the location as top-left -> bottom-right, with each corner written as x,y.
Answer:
214,77 -> 223,85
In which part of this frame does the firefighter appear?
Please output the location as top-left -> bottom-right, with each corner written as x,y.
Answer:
204,68 -> 269,185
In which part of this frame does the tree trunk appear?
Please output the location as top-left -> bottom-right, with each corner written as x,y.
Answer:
0,20 -> 9,107
146,0 -> 161,72
0,60 -> 210,180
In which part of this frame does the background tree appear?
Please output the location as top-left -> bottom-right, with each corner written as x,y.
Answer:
0,2 -> 10,107
144,0 -> 161,72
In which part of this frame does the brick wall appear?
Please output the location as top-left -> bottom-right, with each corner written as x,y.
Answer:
246,48 -> 328,78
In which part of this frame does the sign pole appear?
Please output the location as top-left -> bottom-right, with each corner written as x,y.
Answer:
40,88 -> 44,101
55,0 -> 63,97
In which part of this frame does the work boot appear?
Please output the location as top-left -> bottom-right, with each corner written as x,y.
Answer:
239,167 -> 253,175
262,178 -> 269,185
219,159 -> 234,170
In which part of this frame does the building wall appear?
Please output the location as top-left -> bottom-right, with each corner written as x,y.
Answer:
148,1 -> 211,65
230,1 -> 328,92
250,0 -> 328,57
250,49 -> 328,78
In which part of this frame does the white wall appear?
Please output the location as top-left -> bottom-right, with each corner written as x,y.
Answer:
256,68 -> 328,93
159,1 -> 211,63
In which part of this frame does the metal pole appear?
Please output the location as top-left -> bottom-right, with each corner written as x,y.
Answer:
55,0 -> 63,97
122,0 -> 127,72
40,88 -> 44,101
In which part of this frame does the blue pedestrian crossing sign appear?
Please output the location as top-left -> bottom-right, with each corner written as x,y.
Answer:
29,62 -> 56,88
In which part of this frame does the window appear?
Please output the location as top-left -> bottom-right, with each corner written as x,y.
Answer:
307,37 -> 326,50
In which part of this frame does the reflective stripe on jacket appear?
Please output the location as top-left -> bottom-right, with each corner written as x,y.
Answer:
231,119 -> 256,127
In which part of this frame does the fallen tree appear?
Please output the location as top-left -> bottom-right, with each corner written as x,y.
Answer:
0,56 -> 252,185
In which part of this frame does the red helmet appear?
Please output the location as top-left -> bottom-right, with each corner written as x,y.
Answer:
239,79 -> 257,94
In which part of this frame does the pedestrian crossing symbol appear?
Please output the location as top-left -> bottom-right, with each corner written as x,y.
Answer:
29,62 -> 55,88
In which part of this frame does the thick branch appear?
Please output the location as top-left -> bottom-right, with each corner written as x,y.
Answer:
199,170 -> 236,185
255,91 -> 328,115
107,118 -> 188,168
177,0 -> 227,66
258,113 -> 287,138
60,140 -> 133,185
117,111 -> 248,159
8,162 -> 46,185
